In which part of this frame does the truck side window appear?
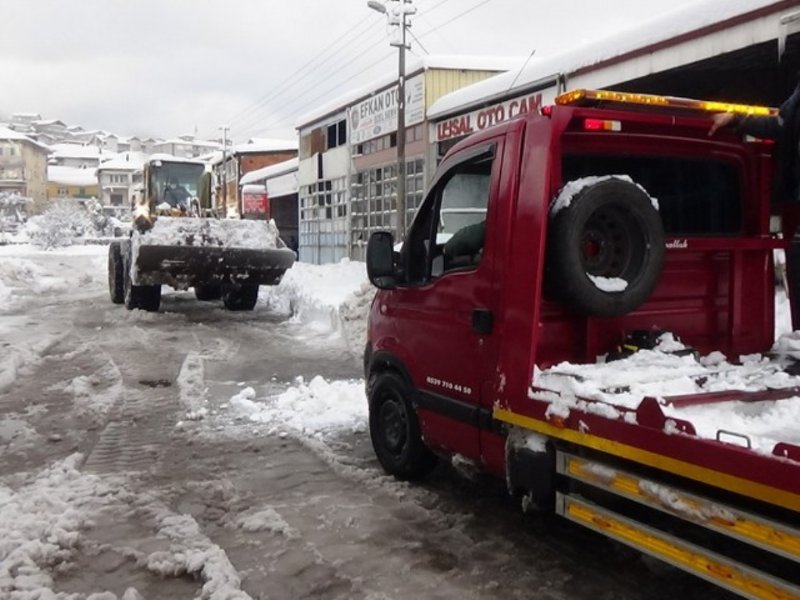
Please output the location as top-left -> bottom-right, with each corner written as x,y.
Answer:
404,153 -> 492,284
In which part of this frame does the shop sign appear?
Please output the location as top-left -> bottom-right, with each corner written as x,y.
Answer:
434,93 -> 543,142
349,74 -> 425,145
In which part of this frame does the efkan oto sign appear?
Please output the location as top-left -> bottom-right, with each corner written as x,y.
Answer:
349,74 -> 425,145
434,93 -> 543,142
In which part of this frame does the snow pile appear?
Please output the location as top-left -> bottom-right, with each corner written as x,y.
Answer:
533,336 -> 800,454
143,511 -> 250,600
235,508 -> 298,538
177,351 -> 209,420
227,376 -> 367,439
0,454 -> 123,598
261,259 -> 372,351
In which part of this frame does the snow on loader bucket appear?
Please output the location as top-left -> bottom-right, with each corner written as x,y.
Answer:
110,217 -> 295,312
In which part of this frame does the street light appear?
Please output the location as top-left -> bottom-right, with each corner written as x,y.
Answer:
368,0 -> 416,239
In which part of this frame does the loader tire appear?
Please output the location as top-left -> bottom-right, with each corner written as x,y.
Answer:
546,178 -> 664,317
222,283 -> 258,311
108,243 -> 124,304
123,259 -> 161,312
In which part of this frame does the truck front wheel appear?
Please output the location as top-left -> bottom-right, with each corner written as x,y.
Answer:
369,372 -> 437,480
222,284 -> 258,311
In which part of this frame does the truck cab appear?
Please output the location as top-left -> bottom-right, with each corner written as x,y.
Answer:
365,90 -> 800,596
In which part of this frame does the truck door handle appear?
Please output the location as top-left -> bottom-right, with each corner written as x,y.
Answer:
472,308 -> 493,335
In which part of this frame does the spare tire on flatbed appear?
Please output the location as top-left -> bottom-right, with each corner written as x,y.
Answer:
546,177 -> 664,317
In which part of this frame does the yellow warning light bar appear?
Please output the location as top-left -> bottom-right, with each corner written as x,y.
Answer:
556,89 -> 777,117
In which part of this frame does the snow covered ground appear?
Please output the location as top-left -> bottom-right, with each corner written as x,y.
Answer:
0,243 -> 784,599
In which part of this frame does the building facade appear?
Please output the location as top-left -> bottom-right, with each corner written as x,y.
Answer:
46,165 -> 100,201
213,140 -> 298,218
0,126 -> 50,209
96,154 -> 145,214
295,56 -> 521,264
239,157 -> 300,250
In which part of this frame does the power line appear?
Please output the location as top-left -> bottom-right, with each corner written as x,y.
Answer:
417,0 -> 492,40
229,25 -> 393,137
236,50 -> 395,139
227,13 -> 382,126
235,0 -> 493,140
230,32 -> 398,139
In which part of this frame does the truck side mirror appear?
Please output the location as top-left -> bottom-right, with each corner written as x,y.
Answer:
367,231 -> 397,289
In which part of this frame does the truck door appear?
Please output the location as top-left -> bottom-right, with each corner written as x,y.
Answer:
391,140 -> 504,463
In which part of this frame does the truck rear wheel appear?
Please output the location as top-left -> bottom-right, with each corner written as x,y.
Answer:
547,178 -> 664,316
108,243 -> 124,304
194,285 -> 222,301
369,372 -> 437,480
222,284 -> 258,311
123,261 -> 161,312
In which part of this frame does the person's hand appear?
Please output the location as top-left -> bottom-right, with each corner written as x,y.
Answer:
709,112 -> 736,136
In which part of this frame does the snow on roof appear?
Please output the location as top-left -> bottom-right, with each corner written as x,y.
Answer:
33,119 -> 66,127
146,153 -> 206,166
50,143 -> 114,160
0,126 -> 50,151
428,0 -> 785,119
233,139 -> 298,154
47,165 -> 98,187
295,54 -> 525,128
240,157 -> 299,186
97,152 -> 147,171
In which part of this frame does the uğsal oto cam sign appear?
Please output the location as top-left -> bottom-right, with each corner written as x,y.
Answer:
434,93 -> 543,142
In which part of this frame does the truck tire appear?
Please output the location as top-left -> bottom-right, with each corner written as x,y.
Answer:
123,260 -> 161,312
194,285 -> 222,301
222,284 -> 258,311
547,178 -> 664,317
369,371 -> 437,480
108,242 -> 124,304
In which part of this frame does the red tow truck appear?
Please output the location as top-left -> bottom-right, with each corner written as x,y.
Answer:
365,89 -> 800,598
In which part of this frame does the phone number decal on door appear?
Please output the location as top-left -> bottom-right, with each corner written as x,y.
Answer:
426,376 -> 472,396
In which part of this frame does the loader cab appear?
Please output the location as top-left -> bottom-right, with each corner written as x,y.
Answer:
144,158 -> 206,215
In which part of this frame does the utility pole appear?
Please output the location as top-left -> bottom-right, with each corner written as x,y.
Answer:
219,125 -> 229,216
368,0 -> 415,239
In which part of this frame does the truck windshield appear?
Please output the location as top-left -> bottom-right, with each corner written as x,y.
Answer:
563,155 -> 742,236
151,162 -> 205,208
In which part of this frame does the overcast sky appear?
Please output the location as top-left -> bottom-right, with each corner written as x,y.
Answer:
1,0 -> 702,143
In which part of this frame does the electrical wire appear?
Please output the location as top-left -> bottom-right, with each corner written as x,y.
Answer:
227,13 -> 383,126
230,35 -> 395,139
416,0 -> 492,40
236,49 -> 395,139
229,22 -> 394,136
233,0 -> 495,140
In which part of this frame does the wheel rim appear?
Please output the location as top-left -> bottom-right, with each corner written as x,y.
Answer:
379,395 -> 408,457
580,204 -> 644,279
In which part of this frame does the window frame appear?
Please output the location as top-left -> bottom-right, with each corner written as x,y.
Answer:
400,143 -> 496,286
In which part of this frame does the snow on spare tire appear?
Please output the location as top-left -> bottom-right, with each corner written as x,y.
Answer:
546,176 -> 664,317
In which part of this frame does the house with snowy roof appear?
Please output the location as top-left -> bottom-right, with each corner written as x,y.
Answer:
211,139 -> 297,218
0,125 -> 50,208
96,153 -> 146,213
46,165 -> 99,201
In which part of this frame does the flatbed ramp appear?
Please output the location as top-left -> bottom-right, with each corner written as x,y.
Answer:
497,345 -> 800,598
